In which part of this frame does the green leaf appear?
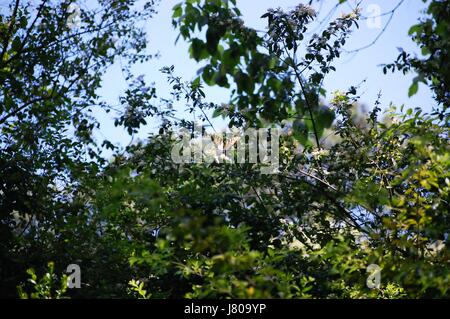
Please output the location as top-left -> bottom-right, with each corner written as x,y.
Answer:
206,25 -> 225,55
408,24 -> 422,36
172,4 -> 183,18
190,38 -> 209,61
408,81 -> 418,97
11,36 -> 21,52
19,15 -> 28,28
202,65 -> 216,86
212,107 -> 224,118
235,71 -> 253,93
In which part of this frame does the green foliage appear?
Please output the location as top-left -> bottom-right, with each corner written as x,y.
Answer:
128,279 -> 152,299
0,0 -> 158,298
17,262 -> 69,299
384,0 -> 450,118
172,0 -> 358,139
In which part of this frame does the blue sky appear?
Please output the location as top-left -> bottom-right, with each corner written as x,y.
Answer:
96,0 -> 434,151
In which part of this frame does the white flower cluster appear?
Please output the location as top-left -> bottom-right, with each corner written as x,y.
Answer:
311,148 -> 330,160
294,4 -> 316,17
340,7 -> 361,21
